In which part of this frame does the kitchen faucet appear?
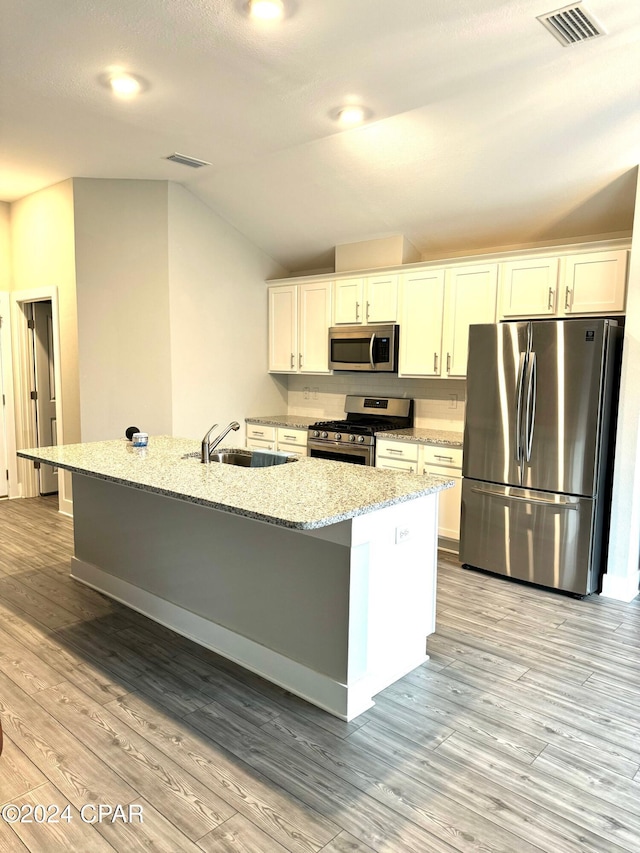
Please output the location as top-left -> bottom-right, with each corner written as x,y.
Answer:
201,421 -> 240,463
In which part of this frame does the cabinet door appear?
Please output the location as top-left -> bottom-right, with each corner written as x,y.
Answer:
333,278 -> 364,324
423,463 -> 462,542
561,250 -> 628,315
298,282 -> 332,373
365,274 -> 398,323
398,269 -> 445,377
499,257 -> 559,318
443,264 -> 498,378
268,285 -> 297,372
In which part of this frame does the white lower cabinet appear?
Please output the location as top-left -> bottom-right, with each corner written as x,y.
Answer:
376,439 -> 462,547
246,424 -> 308,456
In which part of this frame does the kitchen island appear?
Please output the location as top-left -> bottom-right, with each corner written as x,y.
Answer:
18,437 -> 452,720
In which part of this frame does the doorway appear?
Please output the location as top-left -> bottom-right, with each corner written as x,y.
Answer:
0,313 -> 8,498
11,287 -> 65,506
28,300 -> 58,495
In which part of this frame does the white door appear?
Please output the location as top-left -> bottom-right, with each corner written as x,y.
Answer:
398,269 -> 445,377
298,282 -> 332,373
365,274 -> 398,323
0,315 -> 8,498
32,301 -> 58,495
268,285 -> 298,372
443,264 -> 498,378
333,278 -> 364,324
561,250 -> 628,315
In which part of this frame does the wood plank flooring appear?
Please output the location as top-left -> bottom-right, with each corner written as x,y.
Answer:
1,497 -> 640,852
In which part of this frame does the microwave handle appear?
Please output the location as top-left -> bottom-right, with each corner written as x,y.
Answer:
369,332 -> 376,368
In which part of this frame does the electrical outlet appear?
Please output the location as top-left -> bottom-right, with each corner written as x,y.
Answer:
312,387 -> 319,400
303,387 -> 310,400
449,393 -> 458,409
395,525 -> 412,544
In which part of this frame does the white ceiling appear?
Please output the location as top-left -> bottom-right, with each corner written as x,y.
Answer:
2,0 -> 639,272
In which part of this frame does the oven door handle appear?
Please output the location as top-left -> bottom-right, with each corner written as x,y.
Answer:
369,332 -> 376,369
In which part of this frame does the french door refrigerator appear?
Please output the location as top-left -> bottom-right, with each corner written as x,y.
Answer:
460,318 -> 621,595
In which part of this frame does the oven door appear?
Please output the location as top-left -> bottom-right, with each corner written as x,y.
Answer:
308,439 -> 373,466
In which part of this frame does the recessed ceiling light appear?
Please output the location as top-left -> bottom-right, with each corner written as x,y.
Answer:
336,105 -> 369,126
109,73 -> 142,97
249,0 -> 284,20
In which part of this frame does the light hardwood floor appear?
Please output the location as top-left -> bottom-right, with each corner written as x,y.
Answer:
1,496 -> 640,852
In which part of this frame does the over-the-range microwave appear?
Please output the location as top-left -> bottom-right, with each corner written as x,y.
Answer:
328,324 -> 399,372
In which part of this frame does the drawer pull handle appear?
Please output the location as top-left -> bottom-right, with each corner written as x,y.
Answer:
387,448 -> 404,454
283,435 -> 296,441
435,455 -> 454,461
253,430 -> 264,436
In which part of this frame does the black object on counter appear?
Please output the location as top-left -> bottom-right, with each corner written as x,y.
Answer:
125,426 -> 141,441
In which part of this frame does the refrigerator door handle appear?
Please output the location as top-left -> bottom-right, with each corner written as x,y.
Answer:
515,352 -> 527,462
469,485 -> 579,509
524,352 -> 537,462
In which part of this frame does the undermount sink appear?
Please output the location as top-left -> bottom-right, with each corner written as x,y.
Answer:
209,449 -> 297,467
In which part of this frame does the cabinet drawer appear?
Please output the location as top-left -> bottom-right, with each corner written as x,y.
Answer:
278,442 -> 307,458
421,445 -> 463,468
376,439 -> 419,463
246,424 -> 276,442
377,458 -> 418,474
277,427 -> 307,447
246,437 -> 275,451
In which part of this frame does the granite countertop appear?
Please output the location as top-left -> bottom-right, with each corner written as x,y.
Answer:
376,427 -> 464,447
246,415 -> 318,429
18,436 -> 453,531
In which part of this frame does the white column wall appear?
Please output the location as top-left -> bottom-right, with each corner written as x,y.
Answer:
0,202 -> 10,291
603,171 -> 640,601
73,179 -> 173,441
167,183 -> 287,442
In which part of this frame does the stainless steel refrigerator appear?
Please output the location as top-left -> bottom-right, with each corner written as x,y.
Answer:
460,318 -> 621,595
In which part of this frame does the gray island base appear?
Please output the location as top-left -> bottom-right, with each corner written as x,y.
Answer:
18,437 -> 452,720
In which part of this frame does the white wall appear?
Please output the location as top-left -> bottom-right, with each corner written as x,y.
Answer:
167,183 -> 287,442
10,179 -> 80,508
287,373 -> 465,432
603,176 -> 640,600
73,179 -> 173,441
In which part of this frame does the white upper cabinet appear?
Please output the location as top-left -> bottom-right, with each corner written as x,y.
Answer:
333,274 -> 398,324
268,281 -> 332,374
499,257 -> 559,318
268,284 -> 297,373
560,250 -> 628,315
398,268 -> 445,377
443,264 -> 498,378
298,281 -> 332,372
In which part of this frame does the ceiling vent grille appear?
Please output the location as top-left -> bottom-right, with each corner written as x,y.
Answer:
164,152 -> 211,169
538,3 -> 605,46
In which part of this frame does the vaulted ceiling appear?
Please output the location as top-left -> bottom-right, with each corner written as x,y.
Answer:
1,0 -> 638,272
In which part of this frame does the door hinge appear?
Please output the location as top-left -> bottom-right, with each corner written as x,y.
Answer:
30,390 -> 38,401
5,469 -> 8,481
2,394 -> 5,406
33,460 -> 41,470
27,318 -> 35,330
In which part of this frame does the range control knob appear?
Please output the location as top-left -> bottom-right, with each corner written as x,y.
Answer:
349,435 -> 356,442
321,431 -> 329,439
357,435 -> 365,444
335,433 -> 342,441
312,430 -> 320,438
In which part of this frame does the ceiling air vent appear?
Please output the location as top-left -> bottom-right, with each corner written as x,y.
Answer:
164,152 -> 211,169
538,2 -> 605,46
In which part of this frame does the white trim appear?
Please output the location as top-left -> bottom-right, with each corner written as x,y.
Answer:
600,571 -> 640,603
11,286 -> 67,511
71,556 -> 377,721
0,292 -> 19,497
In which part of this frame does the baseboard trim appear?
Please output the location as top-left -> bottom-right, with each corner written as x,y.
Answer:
70,556 -> 375,720
600,570 -> 640,602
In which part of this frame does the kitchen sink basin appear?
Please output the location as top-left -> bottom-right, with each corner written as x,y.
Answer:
212,450 -> 298,466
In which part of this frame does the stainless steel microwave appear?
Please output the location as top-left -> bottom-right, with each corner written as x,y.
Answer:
328,324 -> 399,372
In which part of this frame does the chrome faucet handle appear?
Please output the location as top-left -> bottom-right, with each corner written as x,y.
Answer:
201,423 -> 219,463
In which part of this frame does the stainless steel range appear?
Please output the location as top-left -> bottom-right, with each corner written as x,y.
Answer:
308,395 -> 414,466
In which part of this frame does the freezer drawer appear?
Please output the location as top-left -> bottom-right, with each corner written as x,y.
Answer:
460,479 -> 598,595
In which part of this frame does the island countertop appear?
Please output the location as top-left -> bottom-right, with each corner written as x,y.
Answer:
18,436 -> 453,530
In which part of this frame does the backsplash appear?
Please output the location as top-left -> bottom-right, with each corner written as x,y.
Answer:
287,374 -> 466,432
